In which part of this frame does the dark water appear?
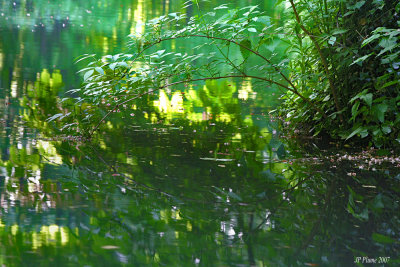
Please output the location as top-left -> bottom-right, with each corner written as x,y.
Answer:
0,0 -> 399,266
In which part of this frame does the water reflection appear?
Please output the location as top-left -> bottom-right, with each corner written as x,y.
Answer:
2,104 -> 400,266
10,78 -> 398,265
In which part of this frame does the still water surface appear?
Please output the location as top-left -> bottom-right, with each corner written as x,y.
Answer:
0,0 -> 399,266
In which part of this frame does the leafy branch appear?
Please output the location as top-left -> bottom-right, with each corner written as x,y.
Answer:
69,5 -> 334,137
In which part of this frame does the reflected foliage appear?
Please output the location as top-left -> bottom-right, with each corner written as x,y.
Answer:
5,72 -> 399,266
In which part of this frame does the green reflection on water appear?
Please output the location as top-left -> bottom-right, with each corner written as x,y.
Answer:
0,0 -> 399,266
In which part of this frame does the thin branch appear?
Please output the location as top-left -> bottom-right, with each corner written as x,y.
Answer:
214,42 -> 246,75
186,34 -> 297,88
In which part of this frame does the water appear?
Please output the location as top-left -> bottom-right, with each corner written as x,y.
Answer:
1,0 -> 399,266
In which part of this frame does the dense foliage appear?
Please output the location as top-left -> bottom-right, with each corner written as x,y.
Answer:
281,0 -> 400,147
64,0 -> 400,147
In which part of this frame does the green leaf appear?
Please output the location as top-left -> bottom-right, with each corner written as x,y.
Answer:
227,191 -> 242,201
362,34 -> 381,47
214,4 -> 228,10
349,90 -> 374,108
156,50 -> 166,56
357,208 -> 369,220
377,38 -> 397,57
75,54 -> 95,64
47,113 -> 64,122
360,93 -> 373,107
372,128 -> 382,136
346,126 -> 365,140
239,39 -> 252,59
380,80 -> 399,89
371,194 -> 384,209
373,103 -> 388,122
109,63 -> 117,70
347,186 -> 356,206
353,1 -> 366,9
378,37 -> 396,50
349,89 -> 368,103
372,233 -> 395,244
381,126 -> 391,134
84,69 -> 94,81
332,29 -> 348,35
257,16 -> 271,26
247,28 -> 257,33
118,62 -> 129,68
276,144 -> 286,159
328,36 -> 336,45
360,129 -> 369,138
95,67 -> 104,75
351,101 -> 360,118
350,53 -> 372,66
322,95 -> 330,102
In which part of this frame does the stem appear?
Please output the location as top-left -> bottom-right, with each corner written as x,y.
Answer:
90,74 -> 326,136
214,43 -> 245,75
288,0 -> 343,122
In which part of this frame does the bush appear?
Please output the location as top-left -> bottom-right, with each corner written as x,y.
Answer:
281,0 -> 400,147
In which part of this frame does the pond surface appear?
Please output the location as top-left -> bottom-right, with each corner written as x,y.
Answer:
0,0 -> 399,266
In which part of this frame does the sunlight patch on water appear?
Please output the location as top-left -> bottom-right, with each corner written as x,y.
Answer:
11,80 -> 18,98
199,158 -> 234,162
131,0 -> 145,36
30,225 -> 71,249
238,78 -> 254,100
220,221 -> 236,239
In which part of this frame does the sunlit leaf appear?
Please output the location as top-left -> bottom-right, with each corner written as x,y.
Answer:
95,67 -> 104,75
109,63 -> 117,70
84,69 -> 94,81
328,36 -> 336,45
331,29 -> 348,35
346,126 -> 365,140
101,245 -> 120,250
214,4 -> 228,10
350,54 -> 372,66
47,113 -> 64,122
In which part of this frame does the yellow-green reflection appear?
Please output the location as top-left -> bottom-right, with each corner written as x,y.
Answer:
152,80 -> 241,123
0,49 -> 3,71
